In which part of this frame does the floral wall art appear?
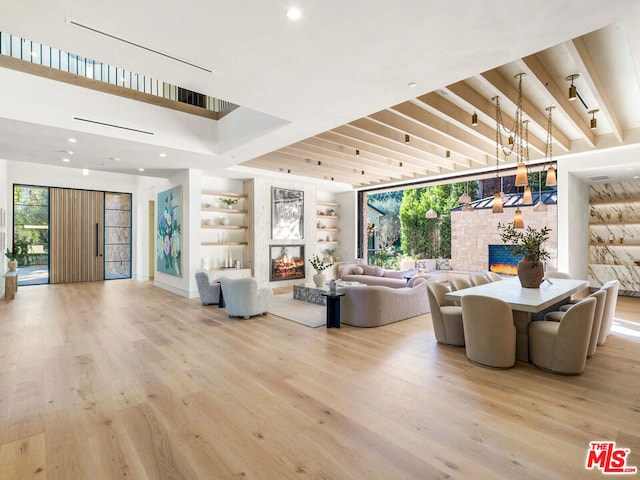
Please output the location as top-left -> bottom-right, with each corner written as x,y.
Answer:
157,185 -> 182,277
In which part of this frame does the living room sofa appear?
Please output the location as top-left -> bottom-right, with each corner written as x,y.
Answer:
338,263 -> 419,288
340,278 -> 430,327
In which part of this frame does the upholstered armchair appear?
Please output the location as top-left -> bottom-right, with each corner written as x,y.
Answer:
461,295 -> 516,368
597,279 -> 620,345
219,277 -> 273,319
426,282 -> 465,347
195,269 -> 221,305
469,273 -> 490,286
529,297 -> 596,375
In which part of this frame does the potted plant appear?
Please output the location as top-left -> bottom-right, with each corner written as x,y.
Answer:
5,248 -> 18,271
309,253 -> 334,287
323,248 -> 336,263
497,222 -> 551,288
327,208 -> 335,216
220,197 -> 239,209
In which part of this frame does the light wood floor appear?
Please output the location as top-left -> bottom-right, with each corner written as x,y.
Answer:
1,280 -> 639,479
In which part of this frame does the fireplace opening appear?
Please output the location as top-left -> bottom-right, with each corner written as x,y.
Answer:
270,245 -> 305,282
488,244 -> 522,276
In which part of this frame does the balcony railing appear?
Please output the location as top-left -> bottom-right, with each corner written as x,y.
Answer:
0,31 -> 235,115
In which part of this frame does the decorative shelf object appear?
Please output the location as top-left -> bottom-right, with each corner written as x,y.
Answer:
201,241 -> 249,246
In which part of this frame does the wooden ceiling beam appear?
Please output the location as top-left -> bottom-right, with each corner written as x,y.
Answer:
297,137 -> 420,176
479,69 -> 572,152
569,37 -> 624,143
316,130 -> 443,178
335,120 -> 459,171
517,55 -> 596,148
443,81 -> 548,156
387,102 -> 489,166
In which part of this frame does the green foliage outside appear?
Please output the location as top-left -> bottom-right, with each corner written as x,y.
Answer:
13,186 -> 49,266
369,181 -> 479,266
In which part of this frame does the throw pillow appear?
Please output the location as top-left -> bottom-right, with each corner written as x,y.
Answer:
353,266 -> 364,275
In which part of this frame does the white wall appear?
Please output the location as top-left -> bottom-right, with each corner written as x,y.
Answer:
336,191 -> 357,262
0,159 -> 7,298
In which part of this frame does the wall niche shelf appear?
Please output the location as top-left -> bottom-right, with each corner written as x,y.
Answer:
316,201 -> 340,246
201,241 -> 249,246
201,225 -> 248,230
588,183 -> 640,294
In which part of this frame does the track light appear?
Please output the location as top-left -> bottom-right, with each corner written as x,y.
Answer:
355,149 -> 360,156
471,111 -> 478,126
445,150 -> 451,158
589,109 -> 599,130
405,134 -> 410,144
566,74 -> 579,101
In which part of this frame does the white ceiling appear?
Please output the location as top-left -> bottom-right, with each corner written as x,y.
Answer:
2,1 -> 640,190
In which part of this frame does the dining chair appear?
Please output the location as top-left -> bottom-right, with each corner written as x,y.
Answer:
597,279 -> 620,346
426,282 -> 465,347
461,295 -> 516,368
469,273 -> 490,286
449,277 -> 472,291
484,272 -> 503,282
545,288 -> 606,357
529,297 -> 596,375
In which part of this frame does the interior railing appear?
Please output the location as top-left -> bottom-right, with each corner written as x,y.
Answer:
0,31 -> 235,114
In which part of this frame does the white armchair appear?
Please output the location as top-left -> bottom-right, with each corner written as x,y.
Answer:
219,277 -> 273,319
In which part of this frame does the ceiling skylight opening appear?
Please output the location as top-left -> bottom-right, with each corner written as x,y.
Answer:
286,6 -> 302,21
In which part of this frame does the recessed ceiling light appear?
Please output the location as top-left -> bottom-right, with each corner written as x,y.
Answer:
82,168 -> 89,175
408,82 -> 417,88
62,158 -> 70,162
626,167 -> 633,171
634,175 -> 639,179
68,138 -> 77,143
286,6 -> 302,20
138,168 -> 145,172
67,150 -> 74,155
159,153 -> 167,157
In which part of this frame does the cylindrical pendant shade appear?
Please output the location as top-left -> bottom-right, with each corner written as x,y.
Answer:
462,203 -> 474,212
545,166 -> 557,186
515,163 -> 528,187
513,207 -> 524,228
523,187 -> 533,205
492,193 -> 503,213
425,208 -> 438,219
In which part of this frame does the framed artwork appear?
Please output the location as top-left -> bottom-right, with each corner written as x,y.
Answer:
271,187 -> 304,240
157,185 -> 183,277
270,244 -> 305,282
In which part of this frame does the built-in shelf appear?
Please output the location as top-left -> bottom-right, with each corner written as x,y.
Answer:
317,214 -> 339,219
201,241 -> 249,246
589,198 -> 640,206
590,241 -> 640,247
202,225 -> 248,230
202,190 -> 248,198
318,240 -> 339,244
589,220 -> 640,226
202,207 -> 248,214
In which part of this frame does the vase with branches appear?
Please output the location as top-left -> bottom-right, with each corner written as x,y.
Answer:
497,222 -> 551,287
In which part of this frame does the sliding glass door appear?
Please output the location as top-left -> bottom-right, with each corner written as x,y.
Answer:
13,185 -> 49,285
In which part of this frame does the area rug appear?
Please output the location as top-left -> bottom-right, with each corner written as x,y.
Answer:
269,294 -> 326,328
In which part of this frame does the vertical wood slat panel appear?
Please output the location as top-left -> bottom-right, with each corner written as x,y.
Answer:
50,188 -> 104,284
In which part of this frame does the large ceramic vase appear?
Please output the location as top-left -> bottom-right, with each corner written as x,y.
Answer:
313,272 -> 326,287
517,257 -> 544,288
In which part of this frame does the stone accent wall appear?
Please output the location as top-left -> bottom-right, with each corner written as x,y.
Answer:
450,205 -> 558,273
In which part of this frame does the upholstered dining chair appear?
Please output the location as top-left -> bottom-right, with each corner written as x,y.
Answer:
449,277 -> 472,291
194,269 -> 221,305
219,277 -> 273,319
426,282 -> 465,347
461,295 -> 516,368
469,273 -> 490,286
529,297 -> 596,375
484,272 -> 503,282
597,279 -> 620,346
545,288 -> 606,358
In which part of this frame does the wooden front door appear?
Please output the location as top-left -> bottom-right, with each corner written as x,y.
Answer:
49,188 -> 105,284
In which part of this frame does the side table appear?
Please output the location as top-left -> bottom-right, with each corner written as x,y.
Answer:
320,292 -> 345,328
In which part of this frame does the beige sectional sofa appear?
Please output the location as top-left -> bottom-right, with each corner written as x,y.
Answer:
338,263 -> 419,288
340,278 -> 431,327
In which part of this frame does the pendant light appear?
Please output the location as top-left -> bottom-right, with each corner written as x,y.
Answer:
523,186 -> 533,205
543,106 -> 557,187
458,182 -> 471,205
513,207 -> 524,229
492,122 -> 503,213
425,187 -> 438,219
